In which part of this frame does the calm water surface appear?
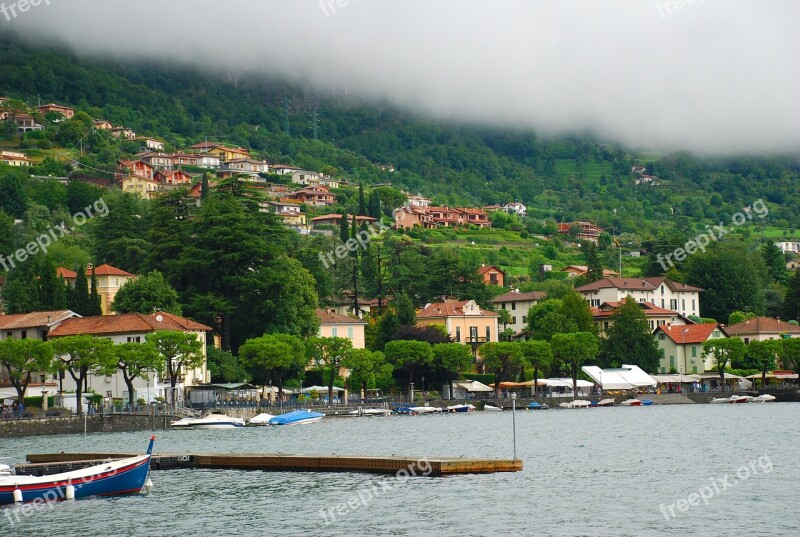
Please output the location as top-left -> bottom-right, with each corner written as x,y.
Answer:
2,403 -> 798,536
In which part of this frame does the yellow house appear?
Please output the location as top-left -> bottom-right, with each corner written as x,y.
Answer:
88,264 -> 136,315
316,309 -> 367,349
207,145 -> 250,162
119,175 -> 160,199
416,300 -> 499,359
56,264 -> 136,315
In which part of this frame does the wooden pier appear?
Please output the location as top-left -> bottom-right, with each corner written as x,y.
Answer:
20,452 -> 522,477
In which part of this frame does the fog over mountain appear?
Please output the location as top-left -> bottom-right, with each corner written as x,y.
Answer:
6,0 -> 799,153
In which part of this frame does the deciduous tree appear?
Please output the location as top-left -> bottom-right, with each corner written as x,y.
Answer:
52,335 -> 116,415
433,343 -> 474,400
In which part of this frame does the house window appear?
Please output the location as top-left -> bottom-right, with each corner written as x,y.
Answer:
604,322 -> 609,330
486,326 -> 491,341
670,299 -> 677,310
691,346 -> 697,357
347,327 -> 354,339
692,366 -> 698,373
469,326 -> 478,342
42,330 -> 48,342
744,337 -> 749,344
501,304 -> 506,310
661,367 -> 666,373
127,337 -> 133,342
489,274 -> 498,284
682,299 -> 686,311
661,299 -> 665,308
691,299 -> 696,310
511,317 -> 517,325
511,302 -> 516,311
455,327 -> 461,342
331,327 -> 338,337
658,333 -> 665,340
6,332 -> 11,339
21,330 -> 27,340
522,316 -> 527,323
669,356 -> 675,369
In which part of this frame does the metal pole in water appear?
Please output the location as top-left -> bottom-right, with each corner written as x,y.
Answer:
511,393 -> 517,461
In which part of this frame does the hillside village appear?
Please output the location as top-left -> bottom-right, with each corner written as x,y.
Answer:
2,95 -> 800,414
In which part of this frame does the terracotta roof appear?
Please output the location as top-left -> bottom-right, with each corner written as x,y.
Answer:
417,300 -> 498,319
316,309 -> 367,325
49,312 -> 211,337
478,265 -> 505,276
311,214 -> 376,222
491,291 -> 547,303
575,277 -> 703,293
56,267 -> 77,279
0,310 -> 79,330
88,264 -> 134,277
656,323 -> 724,345
592,301 -> 684,319
725,317 -> 800,336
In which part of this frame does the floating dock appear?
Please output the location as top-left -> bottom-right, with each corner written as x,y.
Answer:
20,452 -> 522,477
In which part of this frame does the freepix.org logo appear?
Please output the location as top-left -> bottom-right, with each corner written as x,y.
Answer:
1,0 -> 50,22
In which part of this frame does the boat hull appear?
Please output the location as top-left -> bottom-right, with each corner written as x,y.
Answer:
0,455 -> 150,505
268,410 -> 324,425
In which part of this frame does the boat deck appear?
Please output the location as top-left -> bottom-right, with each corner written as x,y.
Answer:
19,453 -> 522,477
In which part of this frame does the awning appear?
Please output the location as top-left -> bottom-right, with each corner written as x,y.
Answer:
651,374 -> 702,384
582,365 -> 656,389
545,378 -> 594,388
301,385 -> 345,393
454,380 -> 493,392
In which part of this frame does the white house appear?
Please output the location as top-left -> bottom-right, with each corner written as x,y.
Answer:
49,312 -> 212,405
575,277 -> 702,318
490,290 -> 547,336
776,242 -> 800,254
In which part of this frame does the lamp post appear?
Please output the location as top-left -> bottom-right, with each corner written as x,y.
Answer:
410,382 -> 415,404
511,392 -> 517,461
422,376 -> 425,398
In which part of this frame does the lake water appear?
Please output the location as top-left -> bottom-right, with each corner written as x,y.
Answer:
2,403 -> 798,536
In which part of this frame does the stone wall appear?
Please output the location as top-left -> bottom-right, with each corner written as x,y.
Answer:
0,413 -> 175,439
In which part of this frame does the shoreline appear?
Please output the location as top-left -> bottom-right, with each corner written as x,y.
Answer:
1,391 -> 798,439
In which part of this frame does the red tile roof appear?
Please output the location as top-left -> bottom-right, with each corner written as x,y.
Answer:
725,317 -> 800,336
316,309 -> 367,325
591,301 -> 683,319
0,310 -> 79,330
417,300 -> 498,319
491,291 -> 547,303
49,312 -> 211,337
88,264 -> 135,277
56,267 -> 77,279
478,265 -> 505,276
575,277 -> 703,293
656,323 -> 724,345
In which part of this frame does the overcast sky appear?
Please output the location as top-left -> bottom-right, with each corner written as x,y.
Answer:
7,0 -> 799,153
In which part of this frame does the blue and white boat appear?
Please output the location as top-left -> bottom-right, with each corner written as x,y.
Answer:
527,402 -> 549,410
445,404 -> 476,413
268,410 -> 324,425
172,414 -> 245,429
0,436 -> 154,505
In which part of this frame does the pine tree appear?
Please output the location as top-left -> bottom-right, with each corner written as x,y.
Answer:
761,241 -> 786,284
201,172 -> 211,199
599,296 -> 661,372
395,293 -> 416,327
88,265 -> 103,316
783,269 -> 800,322
368,190 -> 381,220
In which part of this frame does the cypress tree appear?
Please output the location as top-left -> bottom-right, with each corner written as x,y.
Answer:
88,265 -> 103,315
358,184 -> 366,216
69,265 -> 90,315
339,213 -> 349,243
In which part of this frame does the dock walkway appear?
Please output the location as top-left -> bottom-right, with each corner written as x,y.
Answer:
19,452 -> 522,477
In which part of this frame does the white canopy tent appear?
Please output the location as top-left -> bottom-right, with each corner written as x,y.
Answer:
301,385 -> 345,394
651,374 -> 702,384
582,365 -> 657,390
544,378 -> 594,397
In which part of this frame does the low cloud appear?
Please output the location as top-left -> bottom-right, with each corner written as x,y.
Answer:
7,0 -> 800,153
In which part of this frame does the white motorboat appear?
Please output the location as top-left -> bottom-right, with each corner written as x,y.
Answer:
620,399 -> 643,406
170,416 -> 197,428
174,414 -> 245,429
409,406 -> 442,414
348,408 -> 390,416
753,394 -> 776,403
559,400 -> 591,409
445,404 -> 476,413
595,398 -> 616,407
483,404 -> 503,411
710,395 -> 749,404
247,413 -> 276,425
